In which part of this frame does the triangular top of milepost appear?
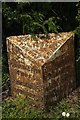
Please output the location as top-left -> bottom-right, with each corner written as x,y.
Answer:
7,32 -> 74,66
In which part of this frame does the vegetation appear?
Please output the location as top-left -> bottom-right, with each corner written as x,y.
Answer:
2,2 -> 80,119
2,95 -> 80,119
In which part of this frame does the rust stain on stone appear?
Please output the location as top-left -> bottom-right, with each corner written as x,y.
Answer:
6,32 -> 76,110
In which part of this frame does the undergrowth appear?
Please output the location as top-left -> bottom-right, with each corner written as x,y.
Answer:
2,95 -> 80,119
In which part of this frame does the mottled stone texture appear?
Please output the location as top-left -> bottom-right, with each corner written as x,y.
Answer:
6,32 -> 76,110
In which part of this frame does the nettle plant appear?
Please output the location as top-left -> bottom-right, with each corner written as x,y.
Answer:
20,11 -> 60,40
3,2 -> 60,40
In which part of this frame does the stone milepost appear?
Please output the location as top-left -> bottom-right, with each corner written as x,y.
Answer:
6,32 -> 76,110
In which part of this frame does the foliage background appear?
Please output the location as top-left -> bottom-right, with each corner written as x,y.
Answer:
2,2 -> 80,119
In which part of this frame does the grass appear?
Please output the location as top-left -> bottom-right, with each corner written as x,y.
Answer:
2,95 -> 80,119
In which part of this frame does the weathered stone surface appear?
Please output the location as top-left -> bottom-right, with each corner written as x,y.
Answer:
6,32 -> 76,110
